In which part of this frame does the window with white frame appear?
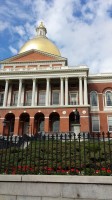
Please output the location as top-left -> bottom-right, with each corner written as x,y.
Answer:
38,91 -> 46,106
12,91 -> 18,106
52,90 -> 60,105
69,92 -> 78,105
90,91 -> 98,107
108,116 -> 112,132
105,91 -> 112,106
92,116 -> 100,132
0,92 -> 4,106
25,91 -> 32,106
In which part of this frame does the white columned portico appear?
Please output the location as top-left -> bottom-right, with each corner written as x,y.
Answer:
31,79 -> 36,106
3,80 -> 9,107
60,77 -> 64,106
84,76 -> 88,105
46,78 -> 50,106
79,77 -> 83,105
65,77 -> 68,105
17,79 -> 22,106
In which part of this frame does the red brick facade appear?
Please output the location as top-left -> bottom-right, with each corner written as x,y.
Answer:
88,81 -> 112,135
0,50 -> 112,136
0,107 -> 90,135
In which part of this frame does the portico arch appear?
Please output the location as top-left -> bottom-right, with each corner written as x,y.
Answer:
34,113 -> 45,134
3,113 -> 15,136
69,110 -> 80,136
19,113 -> 30,135
49,112 -> 60,132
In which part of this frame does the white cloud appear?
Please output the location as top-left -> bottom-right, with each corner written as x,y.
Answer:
26,0 -> 112,73
9,46 -> 18,55
0,21 -> 9,32
1,0 -> 112,74
12,26 -> 26,37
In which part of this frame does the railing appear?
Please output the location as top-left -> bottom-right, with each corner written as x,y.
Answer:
0,66 -> 69,72
0,132 -> 112,175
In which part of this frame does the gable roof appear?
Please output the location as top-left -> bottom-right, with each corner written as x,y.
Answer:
0,49 -> 67,64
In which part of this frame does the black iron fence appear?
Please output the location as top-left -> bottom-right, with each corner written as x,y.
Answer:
0,132 -> 112,175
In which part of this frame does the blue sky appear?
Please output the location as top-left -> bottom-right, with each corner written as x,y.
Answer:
0,0 -> 112,73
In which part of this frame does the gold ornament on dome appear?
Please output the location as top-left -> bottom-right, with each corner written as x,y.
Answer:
19,22 -> 61,56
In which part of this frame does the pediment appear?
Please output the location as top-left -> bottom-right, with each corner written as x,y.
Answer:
0,49 -> 67,64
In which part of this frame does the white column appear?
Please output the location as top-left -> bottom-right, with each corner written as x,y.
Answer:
35,81 -> 38,106
17,79 -> 22,106
46,78 -> 50,106
49,81 -> 51,105
21,85 -> 24,106
60,77 -> 64,106
65,77 -> 68,105
84,76 -> 88,105
31,79 -> 36,106
3,80 -> 9,107
79,77 -> 83,105
7,84 -> 12,106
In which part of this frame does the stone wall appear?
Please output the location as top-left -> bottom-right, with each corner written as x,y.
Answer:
0,175 -> 112,200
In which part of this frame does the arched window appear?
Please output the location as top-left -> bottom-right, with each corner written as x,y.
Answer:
90,91 -> 98,107
105,91 -> 112,106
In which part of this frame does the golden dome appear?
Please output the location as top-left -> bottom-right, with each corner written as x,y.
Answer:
19,22 -> 61,56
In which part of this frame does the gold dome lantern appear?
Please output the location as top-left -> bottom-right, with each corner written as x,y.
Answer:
19,22 -> 61,56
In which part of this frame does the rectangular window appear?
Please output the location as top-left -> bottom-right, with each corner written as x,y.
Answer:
108,116 -> 112,132
0,92 -> 4,106
52,91 -> 60,105
92,116 -> 100,132
25,91 -> 32,106
12,91 -> 18,106
38,91 -> 46,106
69,92 -> 78,105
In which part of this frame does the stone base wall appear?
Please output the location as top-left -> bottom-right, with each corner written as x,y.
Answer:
0,175 -> 112,200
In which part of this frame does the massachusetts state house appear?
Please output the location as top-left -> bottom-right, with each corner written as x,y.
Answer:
0,22 -> 112,136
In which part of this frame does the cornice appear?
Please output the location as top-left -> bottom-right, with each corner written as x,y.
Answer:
88,77 -> 112,83
0,105 -> 90,110
0,67 -> 89,77
0,59 -> 66,65
88,73 -> 112,79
